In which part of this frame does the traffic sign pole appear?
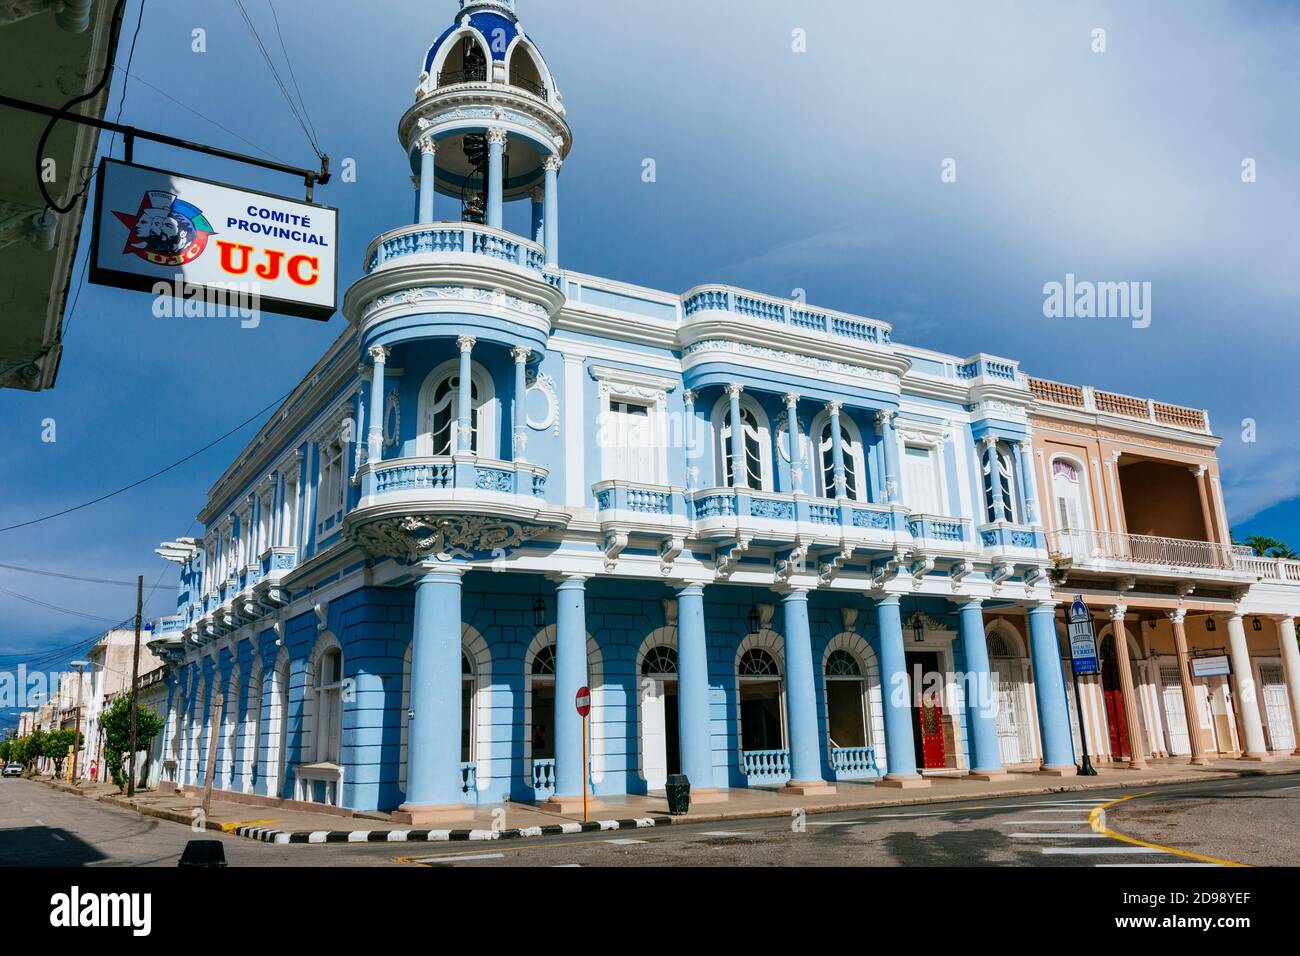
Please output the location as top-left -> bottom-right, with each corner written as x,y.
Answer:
575,685 -> 591,823
1068,596 -> 1098,776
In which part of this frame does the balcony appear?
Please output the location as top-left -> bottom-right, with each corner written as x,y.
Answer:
347,455 -> 569,563
1028,376 -> 1210,435
1048,528 -> 1237,574
364,222 -> 547,277
683,285 -> 892,346
1235,552 -> 1300,585
687,487 -> 910,547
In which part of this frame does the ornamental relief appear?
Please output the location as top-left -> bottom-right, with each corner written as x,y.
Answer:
683,339 -> 898,383
361,286 -> 549,321
1033,418 -> 1209,456
351,513 -> 545,563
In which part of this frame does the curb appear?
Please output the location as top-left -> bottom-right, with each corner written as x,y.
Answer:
33,765 -> 1300,848
234,816 -> 674,845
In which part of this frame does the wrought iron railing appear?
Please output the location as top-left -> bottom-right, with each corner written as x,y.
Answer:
438,67 -> 487,86
510,75 -> 547,98
1048,528 -> 1235,571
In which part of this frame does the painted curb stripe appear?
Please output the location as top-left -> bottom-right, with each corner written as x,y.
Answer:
228,815 -> 677,847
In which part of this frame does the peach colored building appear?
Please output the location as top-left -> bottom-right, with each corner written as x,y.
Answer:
1027,376 -> 1300,767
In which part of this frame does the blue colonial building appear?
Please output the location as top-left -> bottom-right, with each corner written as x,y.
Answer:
147,0 -> 1080,822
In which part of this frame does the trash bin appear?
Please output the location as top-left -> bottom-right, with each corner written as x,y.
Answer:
178,839 -> 228,868
664,773 -> 691,815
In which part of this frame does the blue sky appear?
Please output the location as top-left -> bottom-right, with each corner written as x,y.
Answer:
3,0 -> 1300,727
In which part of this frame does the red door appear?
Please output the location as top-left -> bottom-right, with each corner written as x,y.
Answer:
1101,651 -> 1129,760
918,699 -> 946,769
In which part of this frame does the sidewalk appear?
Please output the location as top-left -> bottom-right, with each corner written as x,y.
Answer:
36,756 -> 1300,846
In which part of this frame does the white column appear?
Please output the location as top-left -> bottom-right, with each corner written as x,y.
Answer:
543,155 -> 561,268
366,346 -> 388,464
512,346 -> 530,462
783,392 -> 804,493
1275,616 -> 1300,756
417,138 -> 437,225
455,336 -> 475,454
1225,613 -> 1270,759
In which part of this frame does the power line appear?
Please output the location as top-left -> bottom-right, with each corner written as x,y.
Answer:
0,562 -> 141,586
232,0 -> 323,160
0,584 -> 128,625
0,389 -> 290,534
265,0 -> 319,149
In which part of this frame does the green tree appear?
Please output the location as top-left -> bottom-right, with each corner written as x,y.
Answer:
42,728 -> 82,777
1242,535 -> 1287,557
21,729 -> 46,770
0,739 -> 11,763
100,696 -> 163,791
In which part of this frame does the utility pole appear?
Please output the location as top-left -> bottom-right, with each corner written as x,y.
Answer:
70,663 -> 86,783
201,687 -> 223,816
127,575 -> 143,797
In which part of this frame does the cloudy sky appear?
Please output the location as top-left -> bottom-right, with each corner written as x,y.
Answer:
3,0 -> 1298,725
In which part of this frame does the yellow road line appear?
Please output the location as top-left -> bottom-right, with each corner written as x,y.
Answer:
218,819 -> 278,832
1088,792 -> 1247,867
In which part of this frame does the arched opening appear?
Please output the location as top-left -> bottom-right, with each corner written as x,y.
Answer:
637,635 -> 679,790
1099,631 -> 1133,760
312,646 -> 343,765
809,410 -> 867,500
981,440 -> 1019,522
264,651 -> 290,798
986,624 -> 1035,765
190,677 -> 206,786
714,394 -> 772,491
822,634 -> 884,775
737,646 -> 786,760
244,661 -> 263,793
418,359 -> 497,457
508,44 -> 546,97
824,649 -> 867,748
438,33 -> 488,86
221,665 -> 239,790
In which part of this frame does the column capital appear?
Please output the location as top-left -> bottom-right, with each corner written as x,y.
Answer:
954,598 -> 984,611
782,392 -> 800,407
1190,463 -> 1209,478
1224,611 -> 1244,624
368,344 -> 389,363
456,335 -> 476,353
779,587 -> 810,599
511,345 -> 531,364
725,383 -> 743,399
530,185 -> 545,203
874,409 -> 895,431
979,434 -> 999,451
671,583 -> 706,598
486,126 -> 508,146
875,594 -> 901,609
412,562 -> 467,580
1167,608 -> 1188,625
1028,600 -> 1060,613
683,388 -> 696,406
1108,605 -> 1128,623
548,572 -> 589,589
416,136 -> 437,156
543,154 -> 563,172
826,400 -> 842,416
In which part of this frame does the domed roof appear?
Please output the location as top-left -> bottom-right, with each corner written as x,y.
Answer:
422,1 -> 530,76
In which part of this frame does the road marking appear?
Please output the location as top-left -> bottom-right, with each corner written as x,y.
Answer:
1096,863 -> 1223,867
1041,847 -> 1165,855
1009,832 -> 1108,839
1027,808 -> 1094,813
218,819 -> 277,832
1087,793 -> 1247,867
410,852 -> 505,864
699,831 -> 749,837
999,820 -> 1095,826
807,821 -> 865,827
606,838 -> 647,845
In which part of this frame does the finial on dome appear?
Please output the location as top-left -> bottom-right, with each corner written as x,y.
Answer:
460,0 -> 517,16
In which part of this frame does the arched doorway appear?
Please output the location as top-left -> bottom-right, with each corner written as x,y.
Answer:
1099,633 -> 1129,760
638,644 -> 679,791
986,625 -> 1034,765
738,648 -> 785,754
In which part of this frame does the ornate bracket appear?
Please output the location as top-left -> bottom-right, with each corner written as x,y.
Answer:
603,531 -> 628,571
659,535 -> 684,576
715,536 -> 752,579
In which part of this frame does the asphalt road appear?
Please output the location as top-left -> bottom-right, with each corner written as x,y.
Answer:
1,773 -> 1295,867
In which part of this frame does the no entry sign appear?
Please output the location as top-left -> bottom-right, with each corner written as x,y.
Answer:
574,685 -> 591,717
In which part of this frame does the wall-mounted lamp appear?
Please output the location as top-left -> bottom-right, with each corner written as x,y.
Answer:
746,605 -> 760,633
1252,617 -> 1262,632
1206,616 -> 1217,632
532,597 -> 546,628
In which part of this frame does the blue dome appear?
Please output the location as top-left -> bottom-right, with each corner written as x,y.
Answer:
423,11 -> 521,75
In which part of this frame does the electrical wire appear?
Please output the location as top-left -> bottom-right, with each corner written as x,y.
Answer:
232,0 -> 323,160
0,584 -> 127,624
0,563 -> 140,587
0,390 -> 290,535
265,0 -> 319,150
34,0 -> 129,214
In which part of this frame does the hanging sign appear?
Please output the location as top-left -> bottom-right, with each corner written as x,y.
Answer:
1191,655 -> 1231,678
1067,595 -> 1099,675
90,158 -> 337,320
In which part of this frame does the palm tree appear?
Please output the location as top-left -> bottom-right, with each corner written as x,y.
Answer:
1239,534 -> 1292,557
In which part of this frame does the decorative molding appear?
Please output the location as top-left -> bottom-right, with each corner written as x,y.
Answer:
525,370 -> 559,434
685,340 -> 899,383
350,514 -> 544,562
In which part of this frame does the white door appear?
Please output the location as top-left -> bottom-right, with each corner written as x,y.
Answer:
1260,664 -> 1296,751
904,445 -> 940,515
1159,665 -> 1191,755
992,661 -> 1022,764
607,400 -> 657,482
640,677 -> 668,790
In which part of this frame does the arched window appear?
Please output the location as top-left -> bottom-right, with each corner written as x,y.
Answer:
1051,458 -> 1088,531
461,652 -> 474,764
715,396 -> 772,490
221,666 -> 239,789
641,646 -> 678,676
739,648 -> 780,677
982,442 -> 1018,522
313,647 -> 343,764
528,641 -> 557,761
265,652 -> 289,797
810,411 -> 867,500
244,663 -> 262,793
418,360 -> 496,457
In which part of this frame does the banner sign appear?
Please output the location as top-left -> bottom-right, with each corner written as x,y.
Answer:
1067,595 -> 1099,675
1191,655 -> 1231,678
90,158 -> 337,320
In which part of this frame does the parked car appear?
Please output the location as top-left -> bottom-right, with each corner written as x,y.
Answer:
2,763 -> 22,777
